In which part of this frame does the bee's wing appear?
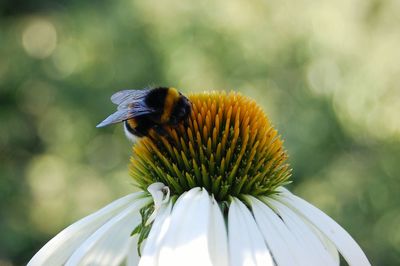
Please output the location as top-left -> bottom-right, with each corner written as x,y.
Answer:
97,89 -> 155,128
96,103 -> 155,128
111,89 -> 150,109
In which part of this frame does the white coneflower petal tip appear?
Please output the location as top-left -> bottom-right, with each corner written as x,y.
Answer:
146,182 -> 170,226
276,187 -> 371,266
28,192 -> 150,266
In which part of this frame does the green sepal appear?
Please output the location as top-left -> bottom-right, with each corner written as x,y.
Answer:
131,202 -> 155,257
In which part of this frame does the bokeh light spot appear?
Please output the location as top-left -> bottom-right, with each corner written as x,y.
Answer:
307,58 -> 342,96
22,18 -> 57,59
27,155 -> 68,233
52,45 -> 79,77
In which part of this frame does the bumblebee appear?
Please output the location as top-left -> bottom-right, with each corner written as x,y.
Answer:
97,87 -> 192,140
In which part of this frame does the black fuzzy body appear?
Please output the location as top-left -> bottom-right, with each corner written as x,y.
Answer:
124,87 -> 191,138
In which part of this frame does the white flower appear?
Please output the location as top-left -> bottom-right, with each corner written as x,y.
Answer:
28,183 -> 370,266
29,91 -> 371,265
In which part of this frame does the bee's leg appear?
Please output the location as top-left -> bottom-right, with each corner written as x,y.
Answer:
153,124 -> 168,136
183,116 -> 190,127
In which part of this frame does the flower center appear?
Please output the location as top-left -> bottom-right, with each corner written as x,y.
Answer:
130,91 -> 291,201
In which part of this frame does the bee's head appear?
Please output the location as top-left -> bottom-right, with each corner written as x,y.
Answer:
169,94 -> 192,125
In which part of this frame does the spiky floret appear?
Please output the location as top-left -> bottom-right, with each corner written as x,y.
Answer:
130,91 -> 291,201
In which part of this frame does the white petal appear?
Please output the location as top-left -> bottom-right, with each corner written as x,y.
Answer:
265,197 -> 337,266
207,195 -> 229,266
276,188 -> 371,266
28,192 -> 145,266
65,197 -> 150,266
157,188 -> 214,266
246,196 -> 306,266
147,182 -> 170,208
126,236 -> 141,266
139,201 -> 173,266
146,183 -> 170,226
228,197 -> 274,266
304,218 -> 340,265
140,188 -> 228,266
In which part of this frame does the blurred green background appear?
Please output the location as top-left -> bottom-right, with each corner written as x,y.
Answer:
1,0 -> 399,265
